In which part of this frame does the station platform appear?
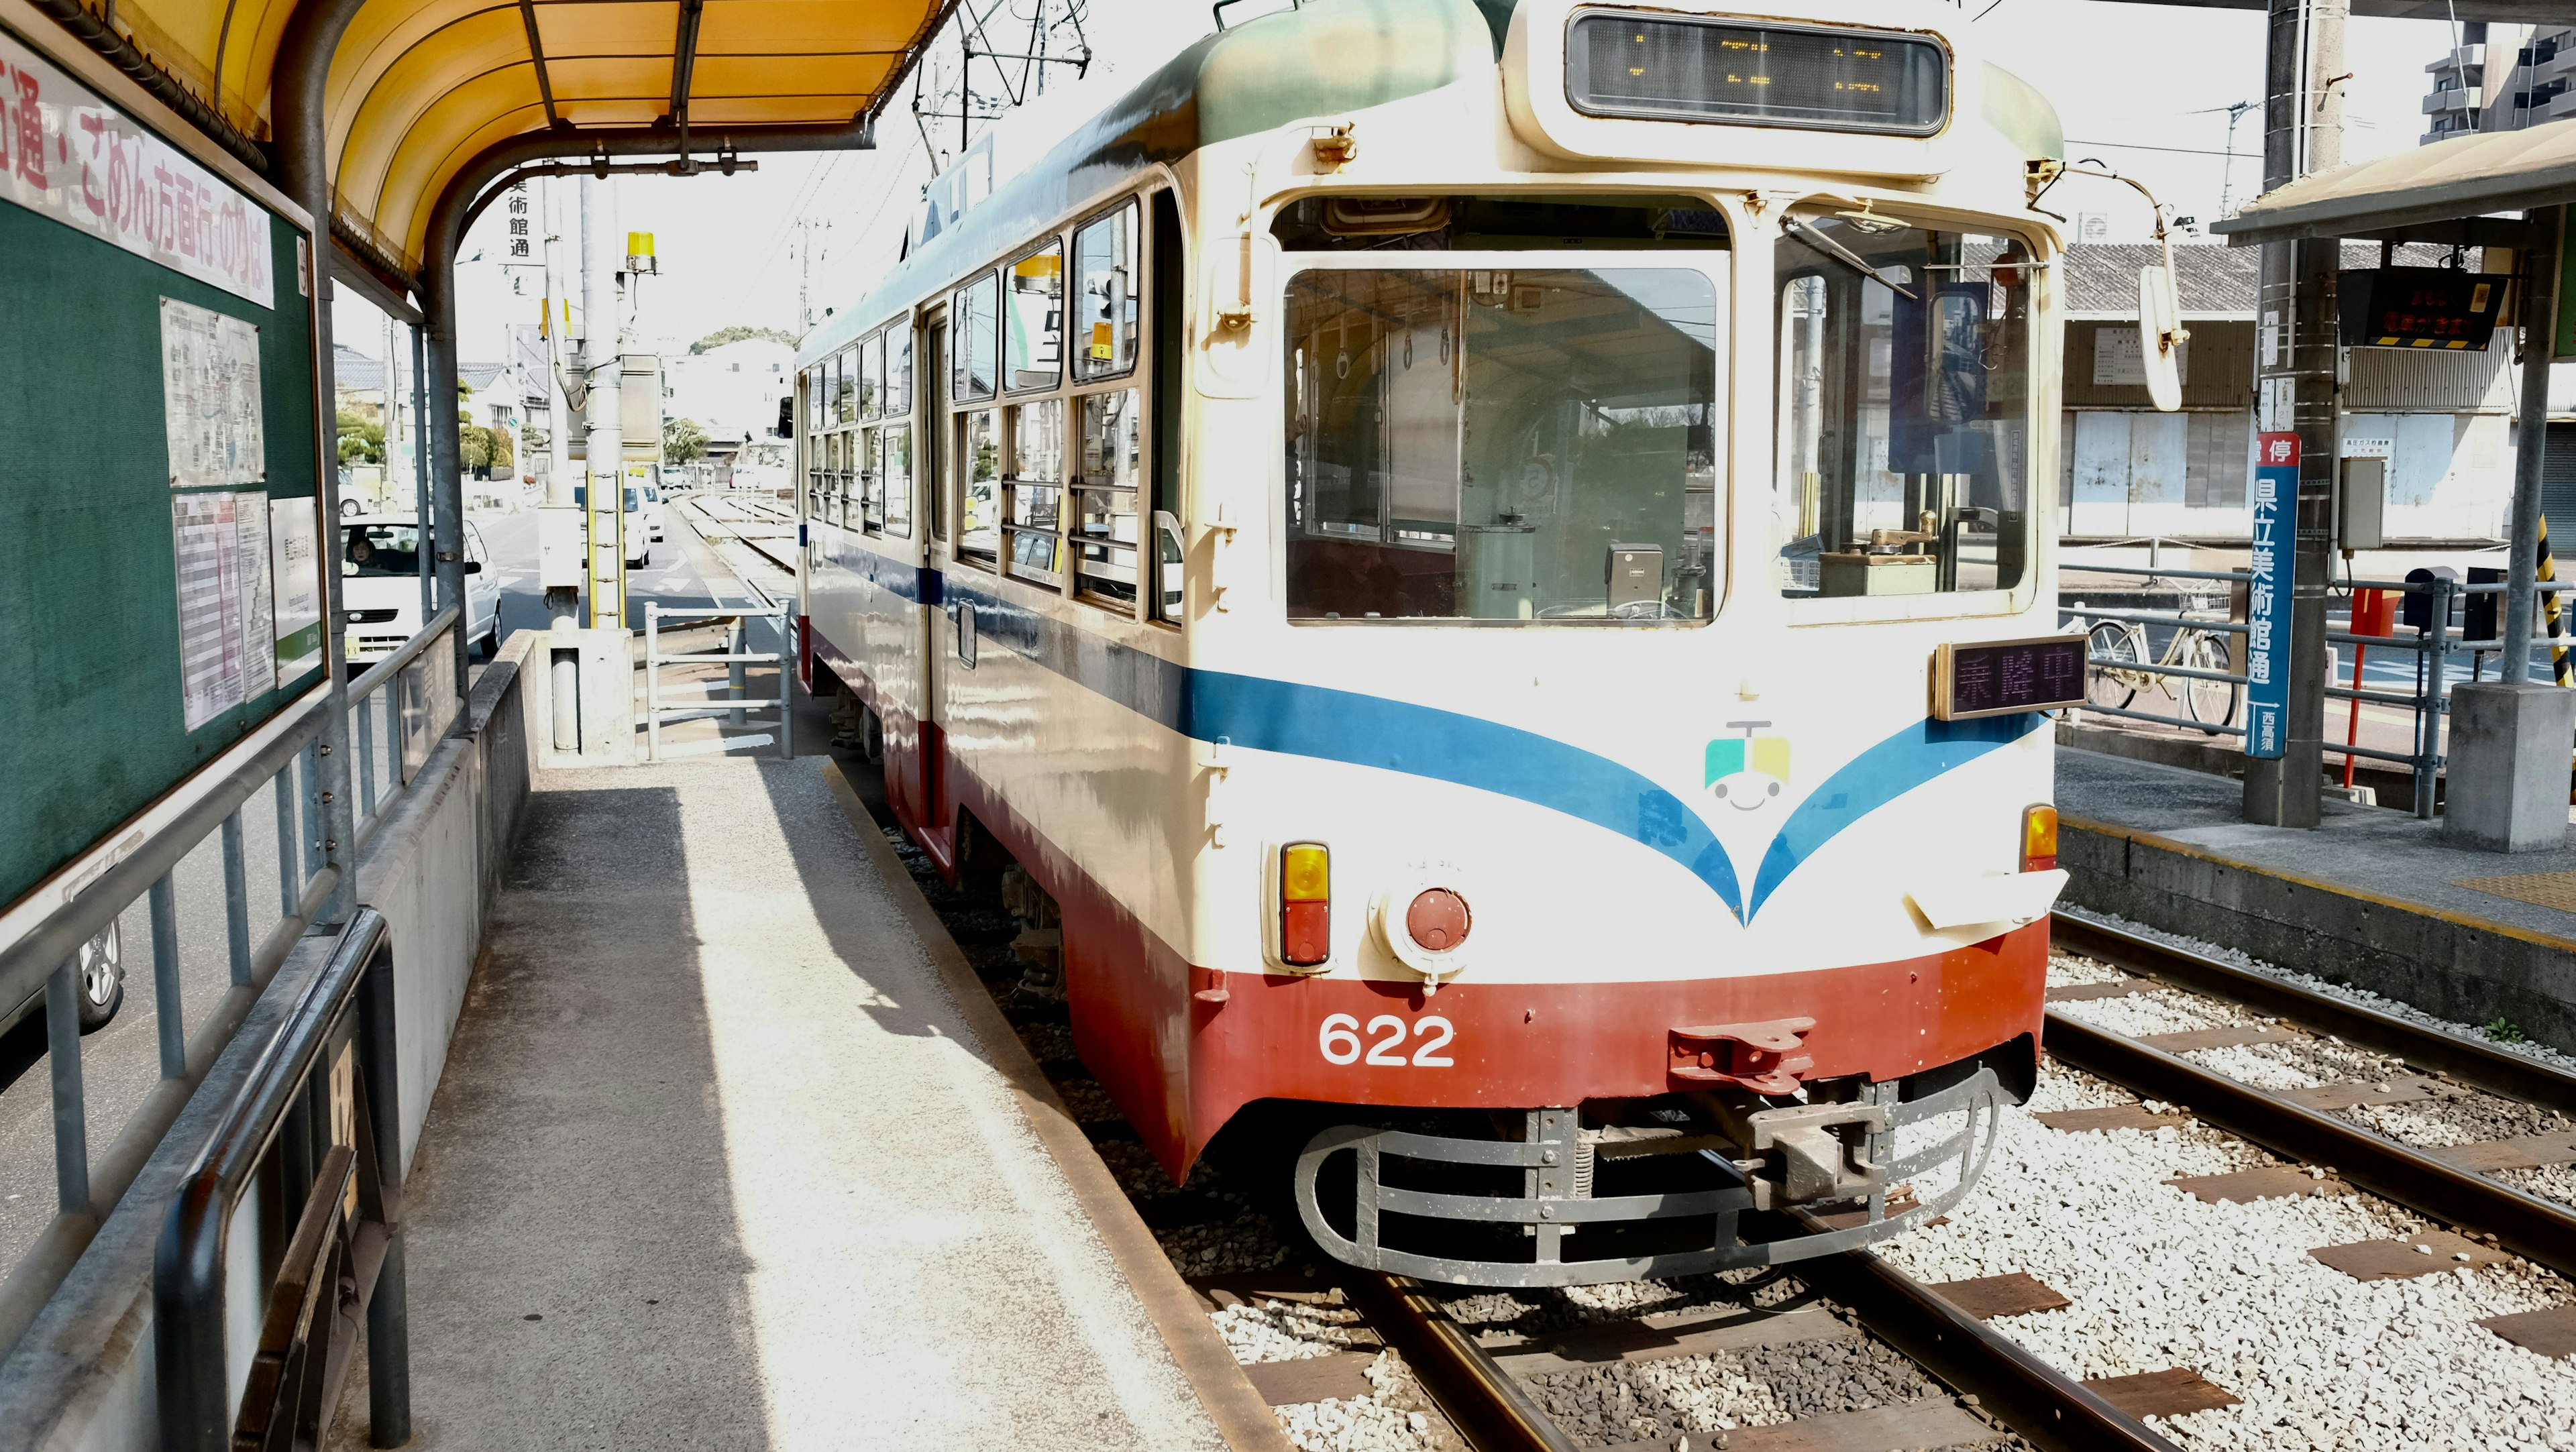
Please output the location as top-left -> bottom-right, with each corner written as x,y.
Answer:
2055,746 -> 2576,1056
325,756 -> 1239,1451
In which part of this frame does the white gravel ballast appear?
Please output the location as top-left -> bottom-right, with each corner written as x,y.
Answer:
1876,1059 -> 2576,1451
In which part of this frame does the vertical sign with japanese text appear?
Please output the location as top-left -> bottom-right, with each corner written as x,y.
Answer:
2245,432 -> 2298,759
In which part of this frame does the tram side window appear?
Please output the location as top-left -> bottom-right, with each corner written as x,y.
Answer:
832,347 -> 856,426
859,333 -> 883,421
958,408 -> 1000,566
1772,214 -> 2031,600
1283,266 -> 1721,622
1006,398 -> 1064,581
861,426 -> 883,533
1074,203 -> 1138,380
1006,243 -> 1063,392
1073,389 -> 1141,606
886,326 -> 912,418
954,272 -> 999,401
883,425 -> 912,537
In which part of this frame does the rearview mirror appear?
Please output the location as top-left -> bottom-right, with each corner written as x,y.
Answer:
2138,264 -> 2188,412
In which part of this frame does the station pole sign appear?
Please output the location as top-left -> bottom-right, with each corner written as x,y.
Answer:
2245,432 -> 2298,759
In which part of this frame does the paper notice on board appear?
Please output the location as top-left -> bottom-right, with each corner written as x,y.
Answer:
161,298 -> 264,490
270,497 -> 322,679
172,493 -> 244,730
235,492 -> 275,700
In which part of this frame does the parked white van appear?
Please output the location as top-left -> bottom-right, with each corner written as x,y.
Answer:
572,478 -> 650,567
340,515 -> 500,667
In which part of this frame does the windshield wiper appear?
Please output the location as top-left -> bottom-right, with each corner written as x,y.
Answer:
1782,217 -> 1919,301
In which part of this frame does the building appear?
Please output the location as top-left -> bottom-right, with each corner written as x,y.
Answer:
2422,23 -> 2575,145
662,337 -> 796,465
2057,244 -> 2525,546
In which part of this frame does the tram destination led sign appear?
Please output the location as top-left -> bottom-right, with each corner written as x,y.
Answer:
1932,636 -> 2087,721
1564,11 -> 1949,135
2336,267 -> 2506,351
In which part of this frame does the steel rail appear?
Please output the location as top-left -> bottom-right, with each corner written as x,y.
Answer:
1787,1238 -> 2186,1452
2051,913 -> 2576,1119
1342,1272 -> 1578,1452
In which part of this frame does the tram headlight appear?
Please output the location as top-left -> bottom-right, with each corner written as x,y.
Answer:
1280,842 -> 1332,968
2022,804 -> 2059,873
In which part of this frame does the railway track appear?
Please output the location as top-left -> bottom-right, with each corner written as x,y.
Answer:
836,746 -> 2576,1449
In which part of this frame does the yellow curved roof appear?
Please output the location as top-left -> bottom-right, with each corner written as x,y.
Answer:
108,1 -> 943,275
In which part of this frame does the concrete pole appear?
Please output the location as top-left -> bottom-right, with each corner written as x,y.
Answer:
2502,205 -> 2565,684
581,175 -> 625,632
2245,0 -> 2345,829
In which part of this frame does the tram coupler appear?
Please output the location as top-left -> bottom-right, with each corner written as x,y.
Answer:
1686,1087 -> 1890,1210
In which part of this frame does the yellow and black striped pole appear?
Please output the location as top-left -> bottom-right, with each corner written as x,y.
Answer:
2543,515 -> 2571,687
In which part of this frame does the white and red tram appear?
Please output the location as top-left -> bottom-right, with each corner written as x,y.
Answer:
796,0 -> 2095,1284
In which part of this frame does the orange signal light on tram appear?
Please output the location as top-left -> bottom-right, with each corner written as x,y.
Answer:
2021,804 -> 2059,873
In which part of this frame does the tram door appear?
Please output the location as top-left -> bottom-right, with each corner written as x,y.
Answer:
915,306 -> 955,866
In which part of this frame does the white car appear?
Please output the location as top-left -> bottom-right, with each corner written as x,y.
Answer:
573,481 -> 650,568
340,514 -> 500,667
643,477 -> 667,542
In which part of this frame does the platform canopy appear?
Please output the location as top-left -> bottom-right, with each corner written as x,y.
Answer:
106,0 -> 946,277
2212,121 -> 2576,245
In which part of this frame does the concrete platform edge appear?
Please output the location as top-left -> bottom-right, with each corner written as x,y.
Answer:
819,761 -> 1297,1452
2061,813 -> 2576,1056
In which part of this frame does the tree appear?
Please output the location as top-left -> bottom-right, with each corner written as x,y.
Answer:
663,416 -> 709,464
458,409 -> 493,473
335,408 -> 384,465
488,426 -> 515,472
688,325 -> 797,354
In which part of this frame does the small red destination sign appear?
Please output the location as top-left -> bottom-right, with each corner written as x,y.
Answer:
1934,636 -> 2088,721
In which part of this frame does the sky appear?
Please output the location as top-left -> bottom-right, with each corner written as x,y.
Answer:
339,0 -> 2526,373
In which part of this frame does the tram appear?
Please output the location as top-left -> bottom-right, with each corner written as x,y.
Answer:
796,0 -> 2110,1285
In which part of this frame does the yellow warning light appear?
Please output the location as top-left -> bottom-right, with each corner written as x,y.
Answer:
1281,843 -> 1330,903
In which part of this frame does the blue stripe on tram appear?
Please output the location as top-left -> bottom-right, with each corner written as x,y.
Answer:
824,562 -> 2042,921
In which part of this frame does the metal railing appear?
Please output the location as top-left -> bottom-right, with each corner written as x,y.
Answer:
155,908 -> 409,1451
642,598 -> 795,762
0,610 -> 457,1359
2061,561 -> 2575,819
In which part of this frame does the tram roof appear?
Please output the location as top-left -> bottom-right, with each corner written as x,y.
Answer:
96,0 -> 948,280
802,0 -> 1492,363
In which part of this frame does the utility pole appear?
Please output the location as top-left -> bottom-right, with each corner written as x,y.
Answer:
2243,0 -> 2345,828
581,174 -> 627,633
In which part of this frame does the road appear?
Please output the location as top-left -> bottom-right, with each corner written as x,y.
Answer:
0,496 -> 785,1274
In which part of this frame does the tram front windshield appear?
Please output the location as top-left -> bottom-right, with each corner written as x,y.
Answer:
1284,266 -> 1719,622
1772,213 -> 2033,598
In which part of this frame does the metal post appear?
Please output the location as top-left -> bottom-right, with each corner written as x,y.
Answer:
46,960 -> 89,1215
149,873 -> 184,1078
2245,0 -> 2344,829
221,811 -> 251,987
728,617 -> 747,724
646,601 -> 661,762
2420,577 -> 2454,819
413,323 -> 433,626
274,765 -> 300,914
301,744 -> 324,881
2503,206 -> 2565,685
356,932 -> 411,1447
777,605 -> 796,759
580,176 -> 627,634
358,692 -> 378,818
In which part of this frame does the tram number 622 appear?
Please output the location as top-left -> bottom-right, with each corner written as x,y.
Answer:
1319,1013 -> 1456,1068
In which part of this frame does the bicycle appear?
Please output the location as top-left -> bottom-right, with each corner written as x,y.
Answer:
2068,603 -> 2241,734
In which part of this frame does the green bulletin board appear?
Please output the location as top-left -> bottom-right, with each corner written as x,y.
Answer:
0,23 -> 322,917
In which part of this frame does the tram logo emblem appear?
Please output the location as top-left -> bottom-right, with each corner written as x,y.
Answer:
1705,722 -> 1790,811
